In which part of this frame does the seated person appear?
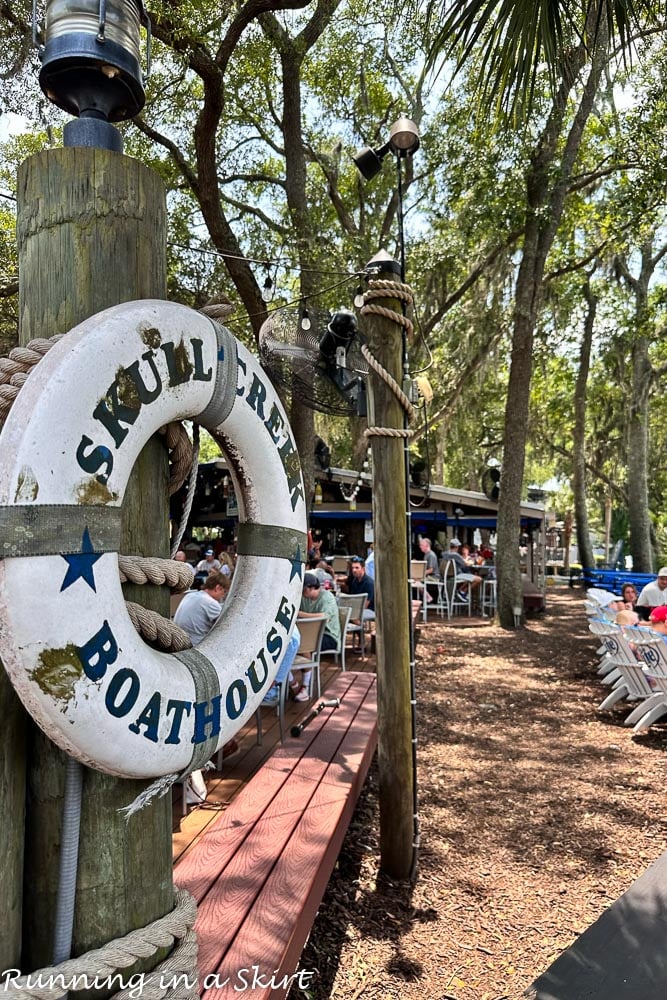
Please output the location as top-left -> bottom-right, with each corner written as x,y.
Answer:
218,551 -> 235,577
460,543 -> 474,566
439,538 -> 482,603
296,573 -> 342,701
348,556 -> 375,621
621,583 -> 638,609
174,571 -> 236,776
299,573 -> 341,648
418,536 -> 440,604
615,609 -> 639,626
261,625 -> 301,707
648,605 -> 667,635
636,568 -> 667,620
174,571 -> 230,645
195,548 -> 222,574
313,560 -> 337,591
469,545 -> 485,566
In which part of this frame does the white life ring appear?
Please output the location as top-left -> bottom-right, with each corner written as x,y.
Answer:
0,300 -> 307,779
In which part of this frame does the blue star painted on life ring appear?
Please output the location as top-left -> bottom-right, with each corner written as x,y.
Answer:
60,527 -> 103,592
289,544 -> 304,582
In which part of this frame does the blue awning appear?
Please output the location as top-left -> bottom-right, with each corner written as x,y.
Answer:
310,510 -> 542,528
311,510 -> 373,520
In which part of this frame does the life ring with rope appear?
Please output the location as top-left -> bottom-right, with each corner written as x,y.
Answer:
0,300 -> 306,779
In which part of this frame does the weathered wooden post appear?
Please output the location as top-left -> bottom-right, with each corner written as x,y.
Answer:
363,253 -> 416,880
1,664 -> 26,970
16,147 -> 173,972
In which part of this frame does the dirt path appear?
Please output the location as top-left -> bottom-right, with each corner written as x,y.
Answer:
301,589 -> 667,999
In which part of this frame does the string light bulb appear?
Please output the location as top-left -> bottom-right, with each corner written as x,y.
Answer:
339,451 -> 372,504
354,287 -> 365,308
300,307 -> 311,331
261,275 -> 273,302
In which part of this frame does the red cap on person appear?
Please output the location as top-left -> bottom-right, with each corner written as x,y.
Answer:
649,605 -> 667,623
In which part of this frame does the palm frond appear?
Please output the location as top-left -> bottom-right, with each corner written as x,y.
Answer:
426,0 -> 655,121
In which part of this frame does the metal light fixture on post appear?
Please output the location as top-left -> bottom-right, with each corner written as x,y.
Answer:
353,117 -> 419,282
34,0 -> 150,151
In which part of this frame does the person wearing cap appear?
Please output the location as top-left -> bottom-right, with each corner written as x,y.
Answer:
647,605 -> 667,634
294,573 -> 341,702
195,548 -> 222,574
439,538 -> 482,604
439,538 -> 468,573
299,573 -> 341,648
636,569 -> 667,620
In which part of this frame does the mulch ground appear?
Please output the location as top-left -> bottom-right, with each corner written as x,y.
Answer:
298,588 -> 667,1000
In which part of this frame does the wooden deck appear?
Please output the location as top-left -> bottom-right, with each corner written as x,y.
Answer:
172,649 -> 376,862
174,671 -> 377,998
172,603 -> 496,861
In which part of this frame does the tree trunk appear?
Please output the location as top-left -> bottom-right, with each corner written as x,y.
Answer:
616,240 -> 659,572
496,257 -> 538,625
496,21 -> 606,628
573,279 -> 597,570
627,330 -> 654,570
626,247 -> 654,571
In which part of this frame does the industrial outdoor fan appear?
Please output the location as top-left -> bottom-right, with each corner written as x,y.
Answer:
258,308 -> 368,417
482,466 -> 501,501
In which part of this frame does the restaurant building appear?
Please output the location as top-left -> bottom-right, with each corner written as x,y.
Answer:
176,461 -> 547,592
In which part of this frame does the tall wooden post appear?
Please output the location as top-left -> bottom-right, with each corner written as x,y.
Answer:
363,255 -> 416,879
16,147 -> 173,972
1,666 -> 26,970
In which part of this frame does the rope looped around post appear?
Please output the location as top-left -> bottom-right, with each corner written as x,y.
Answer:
0,890 -> 199,999
360,279 -> 417,437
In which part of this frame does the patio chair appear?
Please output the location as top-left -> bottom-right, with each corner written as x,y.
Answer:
320,604 -> 352,672
588,619 -> 627,683
292,613 -> 328,700
441,558 -> 472,617
332,555 -> 350,575
410,560 -> 428,623
588,623 -> 665,729
595,629 -> 656,713
337,593 -> 368,655
624,628 -> 667,732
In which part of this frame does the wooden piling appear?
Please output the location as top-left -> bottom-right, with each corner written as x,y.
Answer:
16,147 -> 173,974
0,668 -> 26,970
363,257 -> 416,880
